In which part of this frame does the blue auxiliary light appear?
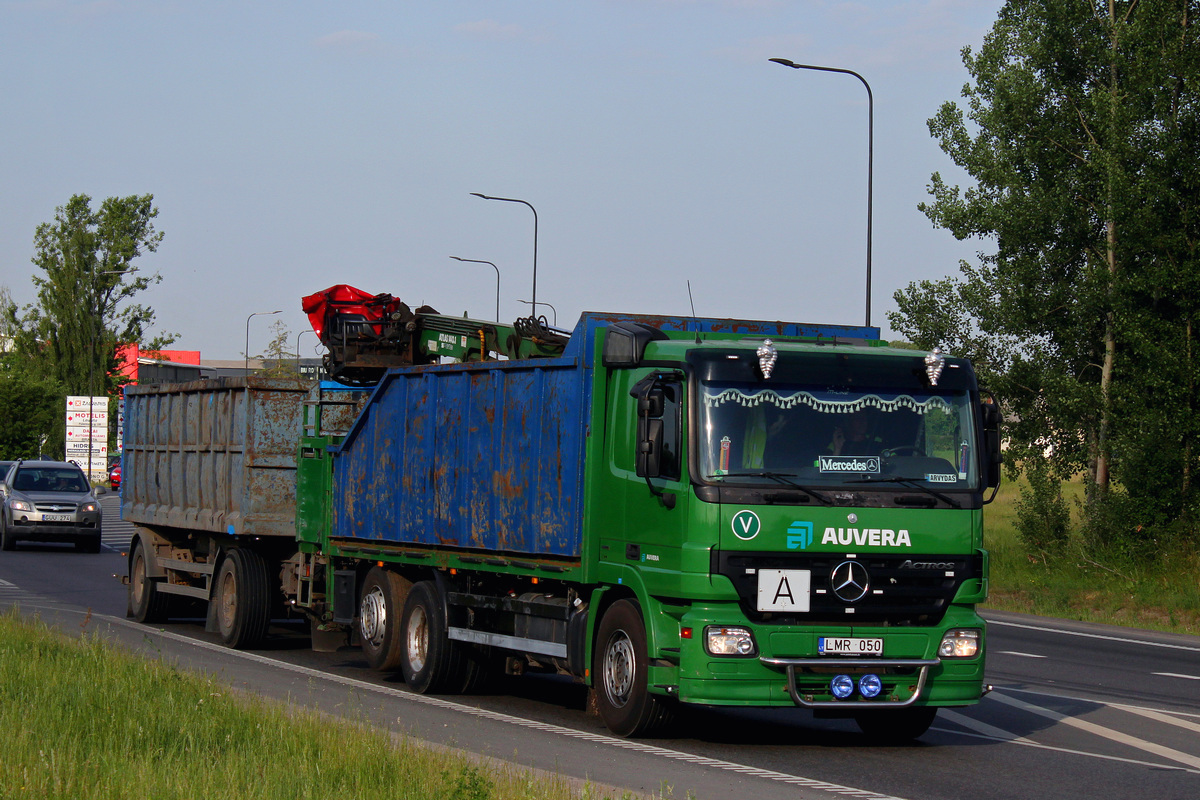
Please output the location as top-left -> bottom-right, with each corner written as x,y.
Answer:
830,674 -> 855,699
859,674 -> 883,698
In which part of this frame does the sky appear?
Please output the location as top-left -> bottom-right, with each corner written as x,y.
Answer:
0,0 -> 1000,360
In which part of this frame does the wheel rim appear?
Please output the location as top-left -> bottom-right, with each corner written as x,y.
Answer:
132,552 -> 146,606
360,585 -> 387,648
218,568 -> 237,632
406,604 -> 428,673
603,631 -> 635,708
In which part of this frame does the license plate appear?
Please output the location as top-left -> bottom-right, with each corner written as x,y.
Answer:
41,514 -> 73,522
819,637 -> 884,655
756,569 -> 811,612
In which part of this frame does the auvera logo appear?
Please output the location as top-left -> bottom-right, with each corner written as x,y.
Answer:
786,521 -> 813,550
822,527 -> 912,547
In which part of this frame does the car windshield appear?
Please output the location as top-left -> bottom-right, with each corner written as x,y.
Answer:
12,468 -> 89,493
698,382 -> 980,490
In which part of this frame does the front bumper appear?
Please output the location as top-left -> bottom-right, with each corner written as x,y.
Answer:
660,603 -> 986,708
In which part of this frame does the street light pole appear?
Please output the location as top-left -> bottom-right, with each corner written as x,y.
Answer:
516,299 -> 556,327
296,328 -> 316,372
770,57 -> 874,328
449,256 -> 502,322
470,193 -> 538,315
245,310 -> 282,376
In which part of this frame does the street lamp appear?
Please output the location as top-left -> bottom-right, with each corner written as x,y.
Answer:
296,328 -> 317,372
449,256 -> 501,322
470,193 -> 538,316
245,310 -> 282,376
770,57 -> 874,327
516,299 -> 556,327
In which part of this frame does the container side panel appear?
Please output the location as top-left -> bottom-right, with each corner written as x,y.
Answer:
332,360 -> 586,558
121,378 -> 310,538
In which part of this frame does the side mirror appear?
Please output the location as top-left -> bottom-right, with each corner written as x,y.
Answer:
981,401 -> 1002,488
637,418 -> 665,478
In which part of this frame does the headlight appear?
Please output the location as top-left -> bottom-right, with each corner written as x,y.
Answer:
10,499 -> 32,512
705,626 -> 757,656
939,628 -> 981,658
81,502 -> 99,513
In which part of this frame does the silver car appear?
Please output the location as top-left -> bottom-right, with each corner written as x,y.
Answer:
0,461 -> 103,553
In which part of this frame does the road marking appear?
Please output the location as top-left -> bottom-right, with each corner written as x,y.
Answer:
996,650 -> 1046,658
987,618 -> 1200,654
89,612 -> 908,800
939,709 -> 1037,744
988,690 -> 1200,771
1116,704 -> 1200,735
932,720 -> 1198,774
1152,672 -> 1200,681
1000,685 -> 1200,722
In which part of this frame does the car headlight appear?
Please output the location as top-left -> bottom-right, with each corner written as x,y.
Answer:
81,502 -> 99,513
705,626 -> 757,657
10,499 -> 32,512
939,628 -> 981,658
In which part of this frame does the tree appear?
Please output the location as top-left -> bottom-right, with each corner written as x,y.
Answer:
254,320 -> 302,379
8,194 -> 175,397
891,0 -> 1200,540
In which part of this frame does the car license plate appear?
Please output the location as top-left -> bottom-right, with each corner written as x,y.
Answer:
819,637 -> 883,655
756,569 -> 811,612
41,513 -> 73,522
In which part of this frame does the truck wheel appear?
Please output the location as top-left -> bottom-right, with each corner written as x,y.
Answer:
359,567 -> 410,672
214,549 -> 271,649
130,540 -> 169,623
854,707 -> 938,741
399,581 -> 469,694
594,599 -> 673,737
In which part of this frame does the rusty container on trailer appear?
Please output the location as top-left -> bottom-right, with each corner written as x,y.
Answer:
121,376 -> 316,538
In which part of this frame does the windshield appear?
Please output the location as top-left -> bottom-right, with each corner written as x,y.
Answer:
12,467 -> 90,493
698,382 -> 979,490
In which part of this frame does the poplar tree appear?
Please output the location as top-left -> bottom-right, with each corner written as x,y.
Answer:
890,1 -> 1200,541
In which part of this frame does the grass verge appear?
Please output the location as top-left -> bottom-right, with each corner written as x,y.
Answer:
0,609 -> 658,800
983,478 -> 1200,635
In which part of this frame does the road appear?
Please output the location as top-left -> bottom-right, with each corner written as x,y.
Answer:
0,493 -> 1197,800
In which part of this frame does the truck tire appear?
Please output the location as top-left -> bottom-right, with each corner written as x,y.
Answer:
854,707 -> 938,741
214,549 -> 271,649
130,540 -> 170,623
359,567 -> 410,672
399,581 -> 471,694
593,599 -> 673,737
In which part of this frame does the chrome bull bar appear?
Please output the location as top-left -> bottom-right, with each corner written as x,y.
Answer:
759,657 -> 940,709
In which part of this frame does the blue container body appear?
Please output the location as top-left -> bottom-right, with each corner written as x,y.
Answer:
330,312 -> 877,559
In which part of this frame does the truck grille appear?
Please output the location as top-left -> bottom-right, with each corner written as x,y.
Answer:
714,551 -> 980,626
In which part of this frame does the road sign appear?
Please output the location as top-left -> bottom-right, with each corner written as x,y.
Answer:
65,425 -> 108,442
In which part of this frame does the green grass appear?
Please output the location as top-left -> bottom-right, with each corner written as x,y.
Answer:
0,610 -> 659,800
983,477 -> 1200,635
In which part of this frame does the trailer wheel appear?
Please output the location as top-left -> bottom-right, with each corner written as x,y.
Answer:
130,540 -> 169,623
359,567 -> 410,672
214,549 -> 271,649
854,707 -> 938,741
400,581 -> 470,694
594,599 -> 673,737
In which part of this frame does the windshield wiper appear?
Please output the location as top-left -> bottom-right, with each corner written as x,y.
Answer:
845,476 -> 961,508
707,471 -> 832,505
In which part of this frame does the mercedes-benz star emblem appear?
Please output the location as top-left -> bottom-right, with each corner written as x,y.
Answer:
830,560 -> 870,603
